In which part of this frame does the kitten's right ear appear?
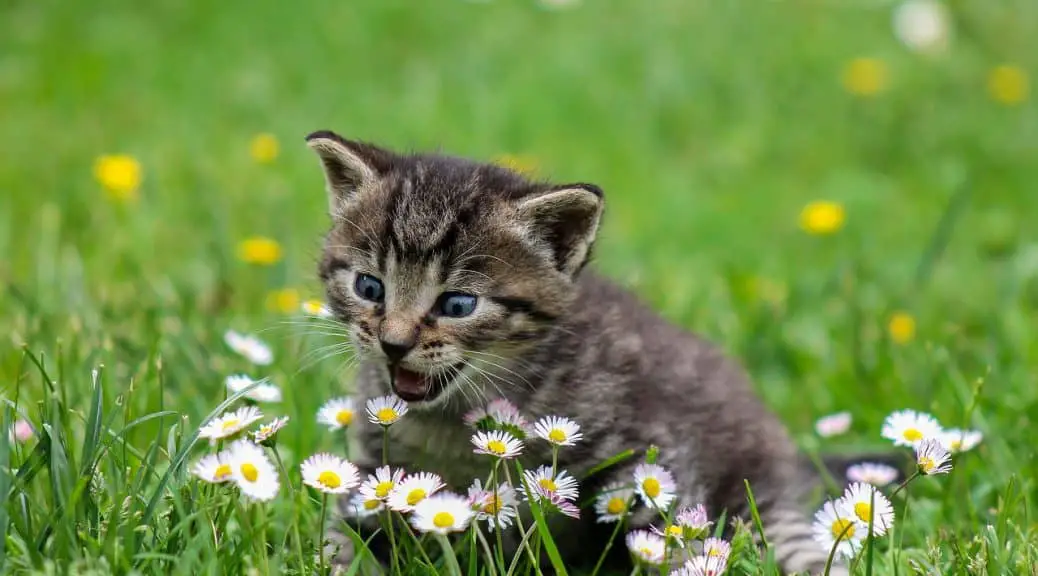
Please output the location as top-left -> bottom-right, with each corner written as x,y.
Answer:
305,131 -> 393,216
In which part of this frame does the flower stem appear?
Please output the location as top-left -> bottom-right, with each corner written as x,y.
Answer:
384,509 -> 399,574
271,447 -> 305,571
318,494 -> 328,576
890,471 -> 921,499
382,426 -> 390,467
491,460 -> 507,571
436,533 -> 464,576
822,520 -> 855,576
590,496 -> 633,576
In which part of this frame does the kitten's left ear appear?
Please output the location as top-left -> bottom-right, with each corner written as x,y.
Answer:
515,183 -> 604,276
305,130 -> 394,216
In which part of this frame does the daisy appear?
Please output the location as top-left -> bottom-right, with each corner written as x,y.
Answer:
892,0 -> 950,54
521,465 -> 579,502
702,537 -> 731,564
915,438 -> 952,475
675,503 -> 713,537
464,397 -> 529,436
301,299 -> 333,318
839,482 -> 895,536
625,530 -> 665,565
199,406 -> 263,442
471,430 -> 524,459
812,500 -> 862,560
317,397 -> 356,431
11,419 -> 34,443
251,416 -> 290,445
191,452 -> 233,483
224,330 -> 274,366
633,463 -> 677,509
366,395 -> 409,426
301,453 -> 360,495
939,428 -> 983,453
680,555 -> 727,576
544,490 -> 581,519
344,491 -> 384,518
225,374 -> 282,403
846,462 -> 900,487
532,415 -> 583,447
594,483 -> 635,523
359,465 -> 406,501
881,409 -> 942,447
650,522 -> 687,546
411,492 -> 475,535
814,411 -> 852,437
226,440 -> 279,501
467,479 -> 519,529
387,471 -> 445,512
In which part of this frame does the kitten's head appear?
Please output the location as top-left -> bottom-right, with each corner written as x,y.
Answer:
307,131 -> 604,407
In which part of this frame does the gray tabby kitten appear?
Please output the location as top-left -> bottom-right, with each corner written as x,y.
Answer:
306,130 -> 852,575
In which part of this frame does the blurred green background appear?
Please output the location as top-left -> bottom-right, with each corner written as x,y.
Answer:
1,0 -> 1037,569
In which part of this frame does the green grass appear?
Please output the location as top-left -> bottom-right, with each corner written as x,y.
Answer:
2,0 -> 1038,573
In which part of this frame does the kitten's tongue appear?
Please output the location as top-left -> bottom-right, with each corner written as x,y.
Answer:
392,366 -> 431,402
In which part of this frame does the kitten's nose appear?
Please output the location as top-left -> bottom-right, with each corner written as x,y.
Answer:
379,338 -> 414,363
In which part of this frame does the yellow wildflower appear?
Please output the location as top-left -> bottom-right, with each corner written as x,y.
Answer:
266,288 -> 300,314
237,236 -> 282,265
249,133 -> 280,164
842,58 -> 889,97
987,65 -> 1029,106
493,154 -> 539,176
94,154 -> 142,202
799,201 -> 846,235
888,311 -> 916,344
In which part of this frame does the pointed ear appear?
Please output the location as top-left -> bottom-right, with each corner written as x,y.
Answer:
515,183 -> 604,276
305,131 -> 394,216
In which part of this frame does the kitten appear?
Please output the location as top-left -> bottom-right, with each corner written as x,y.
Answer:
307,130 -> 857,575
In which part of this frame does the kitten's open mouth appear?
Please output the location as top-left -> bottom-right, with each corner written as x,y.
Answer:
389,363 -> 464,403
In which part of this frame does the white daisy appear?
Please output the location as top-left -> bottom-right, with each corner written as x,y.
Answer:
892,0 -> 950,54
191,452 -> 233,483
225,374 -> 282,403
939,428 -> 983,453
387,471 -> 445,512
467,479 -> 519,529
471,430 -> 524,459
814,411 -> 852,437
532,415 -> 583,447
675,503 -> 713,537
464,397 -> 529,436
301,453 -> 360,495
650,522 -> 687,546
359,465 -> 406,502
521,465 -> 579,502
317,397 -> 356,431
915,438 -> 953,475
366,395 -> 409,426
701,537 -> 731,564
410,492 -> 475,535
301,299 -> 333,318
226,440 -> 279,501
680,555 -> 727,576
344,491 -> 384,518
251,416 -> 289,444
846,462 -> 900,487
881,409 -> 942,447
594,483 -> 635,523
812,500 -> 862,560
633,463 -> 677,509
544,490 -> 581,519
625,530 -> 665,565
839,482 -> 895,536
224,329 -> 274,366
199,406 -> 263,442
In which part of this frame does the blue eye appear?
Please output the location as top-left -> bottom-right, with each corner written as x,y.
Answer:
438,292 -> 478,318
354,274 -> 385,303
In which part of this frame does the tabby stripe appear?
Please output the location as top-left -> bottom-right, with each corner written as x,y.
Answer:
490,297 -> 558,322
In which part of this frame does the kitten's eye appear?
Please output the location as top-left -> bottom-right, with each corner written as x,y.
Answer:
437,292 -> 478,318
354,274 -> 385,303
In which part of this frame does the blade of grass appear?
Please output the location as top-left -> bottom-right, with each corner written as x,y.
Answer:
514,462 -> 568,576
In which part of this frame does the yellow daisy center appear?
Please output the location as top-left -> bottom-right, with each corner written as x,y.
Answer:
487,439 -> 508,454
377,407 -> 398,423
538,478 -> 557,492
606,497 -> 626,515
318,470 -> 342,489
642,478 -> 661,498
919,457 -> 935,473
548,429 -> 567,443
707,547 -> 722,557
903,428 -> 923,442
240,463 -> 258,483
667,525 -> 683,538
433,511 -> 455,529
482,495 -> 502,514
364,499 -> 381,510
950,440 -> 962,451
335,410 -> 353,426
854,502 -> 872,522
303,300 -> 323,314
221,418 -> 241,432
375,481 -> 394,498
830,518 -> 856,539
407,488 -> 427,506
637,547 -> 654,558
214,464 -> 232,480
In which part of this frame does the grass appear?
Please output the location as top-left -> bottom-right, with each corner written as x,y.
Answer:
2,0 -> 1038,573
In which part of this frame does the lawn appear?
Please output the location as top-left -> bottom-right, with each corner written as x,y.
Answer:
1,0 -> 1037,574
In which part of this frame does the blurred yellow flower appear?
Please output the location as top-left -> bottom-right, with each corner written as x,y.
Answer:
94,154 -> 142,202
887,311 -> 916,344
250,133 -> 280,164
987,65 -> 1029,106
237,236 -> 282,265
799,201 -> 845,235
842,58 -> 889,97
493,154 -> 539,176
266,288 -> 300,314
